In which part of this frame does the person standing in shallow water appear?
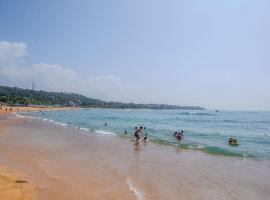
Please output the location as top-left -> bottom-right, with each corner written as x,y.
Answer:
142,127 -> 148,142
134,127 -> 140,141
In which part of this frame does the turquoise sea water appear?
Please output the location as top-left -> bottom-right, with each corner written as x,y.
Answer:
21,109 -> 270,159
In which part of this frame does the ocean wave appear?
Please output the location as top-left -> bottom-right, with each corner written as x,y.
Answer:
54,122 -> 68,127
150,138 -> 248,158
177,112 -> 191,115
194,112 -> 216,116
202,146 -> 246,157
224,119 -> 238,123
13,113 -> 25,118
79,127 -> 90,131
177,112 -> 215,116
42,118 -> 55,122
95,130 -> 116,136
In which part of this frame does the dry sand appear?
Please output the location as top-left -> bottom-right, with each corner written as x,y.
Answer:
0,114 -> 36,200
0,167 -> 36,200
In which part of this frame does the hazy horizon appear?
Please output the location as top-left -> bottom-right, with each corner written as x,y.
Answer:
0,0 -> 270,110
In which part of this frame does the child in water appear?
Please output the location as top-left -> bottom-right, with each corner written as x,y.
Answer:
143,127 -> 148,142
143,133 -> 148,142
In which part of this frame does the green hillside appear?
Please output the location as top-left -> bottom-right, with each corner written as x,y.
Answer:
0,86 -> 205,110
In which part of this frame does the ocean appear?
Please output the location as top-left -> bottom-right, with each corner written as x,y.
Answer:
20,108 -> 270,159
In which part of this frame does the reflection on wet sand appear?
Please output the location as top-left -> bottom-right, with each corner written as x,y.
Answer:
134,140 -> 141,152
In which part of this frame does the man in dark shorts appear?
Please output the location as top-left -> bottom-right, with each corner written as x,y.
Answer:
134,126 -> 142,141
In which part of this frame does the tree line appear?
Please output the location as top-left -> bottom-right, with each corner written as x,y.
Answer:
0,86 -> 205,110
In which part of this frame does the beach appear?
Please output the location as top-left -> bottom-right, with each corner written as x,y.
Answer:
0,106 -> 79,113
0,112 -> 270,199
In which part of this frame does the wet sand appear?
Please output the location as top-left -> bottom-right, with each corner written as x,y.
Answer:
0,114 -> 270,200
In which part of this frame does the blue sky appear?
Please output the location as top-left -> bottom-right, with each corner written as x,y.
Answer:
0,0 -> 270,110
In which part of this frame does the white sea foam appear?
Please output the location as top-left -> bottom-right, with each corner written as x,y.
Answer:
197,145 -> 205,149
13,113 -> 24,118
54,122 -> 68,127
95,130 -> 116,136
40,117 -> 54,123
79,127 -> 90,131
126,178 -> 143,200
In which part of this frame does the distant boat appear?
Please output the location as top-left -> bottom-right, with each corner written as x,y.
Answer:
215,110 -> 219,112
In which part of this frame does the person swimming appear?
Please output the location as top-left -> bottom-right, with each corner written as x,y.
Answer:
124,130 -> 128,134
175,130 -> 184,141
176,132 -> 182,140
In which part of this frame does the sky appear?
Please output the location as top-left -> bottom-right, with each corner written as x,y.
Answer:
0,0 -> 270,110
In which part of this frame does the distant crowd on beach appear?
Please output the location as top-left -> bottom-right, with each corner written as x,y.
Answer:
0,106 -> 77,113
0,107 -> 19,112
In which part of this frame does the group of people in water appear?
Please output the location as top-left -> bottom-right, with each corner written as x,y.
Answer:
174,130 -> 184,141
133,126 -> 148,142
105,122 -> 185,143
123,126 -> 148,142
131,126 -> 184,142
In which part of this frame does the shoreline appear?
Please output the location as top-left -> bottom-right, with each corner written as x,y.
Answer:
17,110 -> 265,160
0,113 -> 270,199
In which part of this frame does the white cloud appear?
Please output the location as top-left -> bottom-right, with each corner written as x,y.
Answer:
0,40 -> 141,102
0,41 -> 27,64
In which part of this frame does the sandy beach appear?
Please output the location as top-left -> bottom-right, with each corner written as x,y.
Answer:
0,114 -> 36,200
0,106 -> 79,113
0,113 -> 270,200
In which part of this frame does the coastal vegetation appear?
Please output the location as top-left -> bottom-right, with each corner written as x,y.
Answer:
0,86 -> 204,110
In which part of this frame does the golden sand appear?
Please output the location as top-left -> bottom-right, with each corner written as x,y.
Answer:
0,167 -> 36,200
0,116 -> 36,200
